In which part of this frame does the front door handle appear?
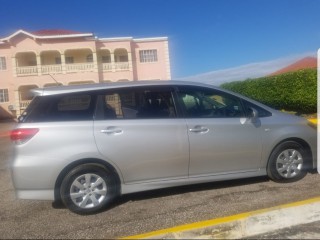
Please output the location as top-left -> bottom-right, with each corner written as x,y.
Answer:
189,126 -> 209,133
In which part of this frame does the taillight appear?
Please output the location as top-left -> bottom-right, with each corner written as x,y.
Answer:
10,128 -> 39,144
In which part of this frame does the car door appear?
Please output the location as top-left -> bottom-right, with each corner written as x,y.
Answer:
93,87 -> 189,184
177,86 -> 262,177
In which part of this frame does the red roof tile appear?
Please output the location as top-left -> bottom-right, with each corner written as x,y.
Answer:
270,57 -> 317,76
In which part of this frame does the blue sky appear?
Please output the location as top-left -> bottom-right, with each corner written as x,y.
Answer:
0,0 -> 319,79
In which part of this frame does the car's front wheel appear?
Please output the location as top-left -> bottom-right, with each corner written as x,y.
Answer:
267,141 -> 307,183
60,163 -> 117,214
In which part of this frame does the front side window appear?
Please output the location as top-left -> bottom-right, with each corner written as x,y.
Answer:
177,87 -> 245,118
0,57 -> 7,70
0,89 -> 9,103
243,100 -> 272,118
96,88 -> 176,120
139,49 -> 158,63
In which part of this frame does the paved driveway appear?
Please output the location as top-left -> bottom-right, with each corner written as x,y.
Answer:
0,122 -> 319,239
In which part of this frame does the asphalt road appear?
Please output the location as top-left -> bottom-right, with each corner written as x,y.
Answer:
0,121 -> 319,239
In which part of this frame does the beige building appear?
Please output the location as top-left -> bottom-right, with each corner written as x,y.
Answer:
0,29 -> 171,119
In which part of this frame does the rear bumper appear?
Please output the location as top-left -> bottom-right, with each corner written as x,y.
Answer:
11,155 -> 60,201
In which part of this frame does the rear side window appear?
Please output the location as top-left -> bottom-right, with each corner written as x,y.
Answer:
95,87 -> 177,120
19,93 -> 95,123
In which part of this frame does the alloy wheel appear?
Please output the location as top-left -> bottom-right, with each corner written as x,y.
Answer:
70,173 -> 108,209
276,149 -> 303,178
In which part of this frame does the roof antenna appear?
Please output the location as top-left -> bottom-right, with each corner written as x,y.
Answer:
48,74 -> 60,86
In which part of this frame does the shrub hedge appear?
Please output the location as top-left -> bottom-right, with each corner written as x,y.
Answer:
220,68 -> 317,114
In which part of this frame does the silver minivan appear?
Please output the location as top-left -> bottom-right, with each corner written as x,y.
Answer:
11,81 -> 317,214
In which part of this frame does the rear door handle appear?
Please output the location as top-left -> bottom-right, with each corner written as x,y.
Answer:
189,126 -> 209,133
101,127 -> 123,135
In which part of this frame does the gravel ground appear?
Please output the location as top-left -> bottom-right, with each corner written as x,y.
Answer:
0,122 -> 319,239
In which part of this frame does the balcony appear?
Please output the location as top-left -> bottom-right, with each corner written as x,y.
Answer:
16,66 -> 38,76
66,63 -> 95,73
41,64 -> 62,74
101,63 -> 112,71
19,100 -> 31,110
14,48 -> 131,77
115,62 -> 129,71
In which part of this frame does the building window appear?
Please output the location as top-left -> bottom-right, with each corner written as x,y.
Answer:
65,57 -> 74,64
55,57 -> 62,64
0,89 -> 9,103
119,55 -> 128,62
86,54 -> 93,63
139,49 -> 158,63
102,56 -> 111,63
0,57 -> 7,70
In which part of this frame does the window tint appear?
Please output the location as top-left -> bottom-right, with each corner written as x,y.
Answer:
20,94 -> 95,123
96,88 -> 176,120
177,87 -> 245,118
243,100 -> 272,118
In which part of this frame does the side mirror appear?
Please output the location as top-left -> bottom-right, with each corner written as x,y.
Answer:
248,107 -> 258,123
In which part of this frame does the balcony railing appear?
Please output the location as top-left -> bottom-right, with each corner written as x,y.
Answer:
41,64 -> 62,74
101,63 -> 112,71
19,100 -> 31,109
15,62 -> 130,76
16,66 -> 38,76
66,63 -> 95,73
115,62 -> 129,71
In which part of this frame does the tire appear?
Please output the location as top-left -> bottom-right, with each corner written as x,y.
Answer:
60,163 -> 118,214
267,141 -> 307,183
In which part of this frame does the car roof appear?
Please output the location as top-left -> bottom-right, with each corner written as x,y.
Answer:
31,80 -> 217,96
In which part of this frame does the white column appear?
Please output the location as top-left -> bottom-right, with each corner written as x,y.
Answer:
14,90 -> 21,117
36,54 -> 41,76
92,51 -> 98,73
111,52 -> 115,72
61,53 -> 66,74
128,52 -> 133,72
11,57 -> 17,77
164,41 -> 171,80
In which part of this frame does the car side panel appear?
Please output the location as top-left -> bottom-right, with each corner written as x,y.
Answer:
93,119 -> 190,183
258,115 -> 317,169
187,117 -> 262,176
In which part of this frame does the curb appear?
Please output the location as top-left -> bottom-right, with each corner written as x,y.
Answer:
122,196 -> 320,239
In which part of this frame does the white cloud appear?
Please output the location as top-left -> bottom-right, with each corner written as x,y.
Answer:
178,52 -> 316,86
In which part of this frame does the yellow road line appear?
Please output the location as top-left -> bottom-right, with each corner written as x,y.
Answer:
121,196 -> 320,239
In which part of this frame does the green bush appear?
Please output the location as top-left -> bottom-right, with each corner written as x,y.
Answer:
220,69 -> 317,114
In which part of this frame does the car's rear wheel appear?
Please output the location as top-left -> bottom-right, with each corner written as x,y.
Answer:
267,141 -> 307,183
60,163 -> 117,214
